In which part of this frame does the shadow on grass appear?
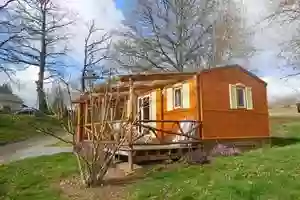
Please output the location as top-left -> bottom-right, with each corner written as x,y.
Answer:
271,137 -> 300,147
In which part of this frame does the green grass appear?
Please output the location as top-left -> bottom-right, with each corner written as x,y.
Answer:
1,116 -> 300,200
127,117 -> 300,200
128,145 -> 300,200
270,116 -> 300,138
0,114 -> 62,145
0,153 -> 77,200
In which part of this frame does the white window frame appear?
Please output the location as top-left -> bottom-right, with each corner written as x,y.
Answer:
173,87 -> 182,109
137,94 -> 151,134
229,83 -> 253,110
138,94 -> 150,120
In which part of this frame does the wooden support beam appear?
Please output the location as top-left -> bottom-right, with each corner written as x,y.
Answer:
84,102 -> 89,140
119,72 -> 197,82
128,78 -> 134,171
76,103 -> 83,142
137,120 -> 199,123
90,97 -> 95,140
159,87 -> 164,142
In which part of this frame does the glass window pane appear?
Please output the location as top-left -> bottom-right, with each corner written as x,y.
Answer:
236,88 -> 245,107
174,88 -> 182,107
143,97 -> 150,120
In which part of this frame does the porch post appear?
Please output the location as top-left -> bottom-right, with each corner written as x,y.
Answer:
76,103 -> 83,143
160,87 -> 164,142
128,78 -> 134,171
84,100 -> 89,140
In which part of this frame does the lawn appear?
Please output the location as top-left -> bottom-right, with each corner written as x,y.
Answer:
129,146 -> 300,200
0,153 -> 77,200
128,117 -> 300,200
270,116 -> 300,138
0,114 -> 62,145
1,116 -> 300,200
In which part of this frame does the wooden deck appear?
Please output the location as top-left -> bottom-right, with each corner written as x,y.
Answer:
105,143 -> 201,163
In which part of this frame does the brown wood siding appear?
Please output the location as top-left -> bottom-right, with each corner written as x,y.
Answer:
160,79 -> 198,140
200,67 -> 269,139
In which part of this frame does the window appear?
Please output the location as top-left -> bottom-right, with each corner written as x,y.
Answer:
142,97 -> 150,120
174,87 -> 182,108
138,96 -> 150,120
236,87 -> 245,108
138,96 -> 150,133
229,84 -> 253,110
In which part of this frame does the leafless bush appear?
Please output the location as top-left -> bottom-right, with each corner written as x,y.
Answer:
210,143 -> 241,157
24,74 -> 133,187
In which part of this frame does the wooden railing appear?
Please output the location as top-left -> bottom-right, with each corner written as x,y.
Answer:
133,120 -> 202,145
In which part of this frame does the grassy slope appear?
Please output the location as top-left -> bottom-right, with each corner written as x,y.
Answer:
1,117 -> 300,200
128,117 -> 300,200
0,114 -> 62,144
0,153 -> 77,200
129,146 -> 300,200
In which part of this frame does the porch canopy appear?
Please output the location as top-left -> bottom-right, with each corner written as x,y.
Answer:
93,71 -> 197,96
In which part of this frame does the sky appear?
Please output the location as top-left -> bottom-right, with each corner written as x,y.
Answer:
1,0 -> 300,106
0,0 -> 125,107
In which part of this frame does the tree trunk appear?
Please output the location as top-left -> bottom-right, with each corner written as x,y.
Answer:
38,8 -> 48,113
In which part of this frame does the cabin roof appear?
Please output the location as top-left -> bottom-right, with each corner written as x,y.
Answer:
119,71 -> 197,82
201,64 -> 267,85
73,64 -> 266,103
118,64 -> 266,85
93,77 -> 194,94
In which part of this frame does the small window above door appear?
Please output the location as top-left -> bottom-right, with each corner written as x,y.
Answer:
173,87 -> 182,108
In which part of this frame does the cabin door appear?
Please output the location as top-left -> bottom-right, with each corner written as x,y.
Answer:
138,95 -> 150,134
137,92 -> 157,138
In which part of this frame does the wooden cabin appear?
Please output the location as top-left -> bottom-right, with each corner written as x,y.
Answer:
74,65 -> 270,164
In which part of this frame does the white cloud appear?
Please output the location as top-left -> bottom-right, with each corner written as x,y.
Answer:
0,65 -> 53,107
262,75 -> 300,103
0,0 -> 124,107
62,0 -> 124,62
6,0 -> 298,107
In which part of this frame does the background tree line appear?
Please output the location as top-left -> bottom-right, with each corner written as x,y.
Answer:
0,0 -> 298,112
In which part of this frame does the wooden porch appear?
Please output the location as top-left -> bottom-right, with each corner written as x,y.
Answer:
73,71 -> 202,170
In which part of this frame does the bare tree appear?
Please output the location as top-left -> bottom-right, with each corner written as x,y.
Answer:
114,0 -> 252,72
214,0 -> 254,64
1,0 -> 75,112
28,74 -> 134,187
0,0 -> 25,78
261,0 -> 300,76
0,0 -> 15,10
81,20 -> 111,92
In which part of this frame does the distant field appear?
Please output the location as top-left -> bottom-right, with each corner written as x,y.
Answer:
269,106 -> 300,117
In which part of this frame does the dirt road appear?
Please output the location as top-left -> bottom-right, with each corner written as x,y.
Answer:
0,135 -> 72,164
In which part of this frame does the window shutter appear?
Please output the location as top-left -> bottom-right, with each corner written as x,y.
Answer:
229,84 -> 237,109
150,91 -> 157,129
246,87 -> 253,110
167,88 -> 173,111
182,83 -> 190,109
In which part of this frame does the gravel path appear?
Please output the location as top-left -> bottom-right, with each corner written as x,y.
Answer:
0,134 -> 72,164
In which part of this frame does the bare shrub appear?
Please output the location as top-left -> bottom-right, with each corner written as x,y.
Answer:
210,143 -> 241,157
